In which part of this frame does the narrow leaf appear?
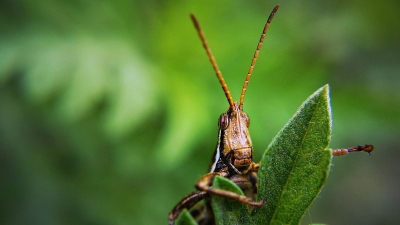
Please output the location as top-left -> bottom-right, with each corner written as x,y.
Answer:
175,209 -> 198,225
212,176 -> 252,225
253,85 -> 332,225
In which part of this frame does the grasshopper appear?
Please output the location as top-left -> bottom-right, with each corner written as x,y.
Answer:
169,5 -> 374,225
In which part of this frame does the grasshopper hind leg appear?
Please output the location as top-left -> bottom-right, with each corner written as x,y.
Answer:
169,191 -> 208,225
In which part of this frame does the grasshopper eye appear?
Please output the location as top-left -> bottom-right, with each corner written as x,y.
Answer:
218,113 -> 229,129
243,113 -> 250,127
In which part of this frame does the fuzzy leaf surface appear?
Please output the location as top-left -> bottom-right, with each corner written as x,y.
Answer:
212,176 -> 253,225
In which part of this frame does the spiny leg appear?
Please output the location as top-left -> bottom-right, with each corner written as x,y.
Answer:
195,172 -> 263,207
332,144 -> 374,157
169,191 -> 208,225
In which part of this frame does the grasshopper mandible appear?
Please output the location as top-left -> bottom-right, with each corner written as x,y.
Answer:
169,4 -> 374,225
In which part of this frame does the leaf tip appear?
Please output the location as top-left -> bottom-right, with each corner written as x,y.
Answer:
319,84 -> 329,98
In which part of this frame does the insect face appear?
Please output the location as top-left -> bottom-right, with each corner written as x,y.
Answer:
219,102 -> 253,172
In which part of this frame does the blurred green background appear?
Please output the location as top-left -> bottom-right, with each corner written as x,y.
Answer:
1,0 -> 399,224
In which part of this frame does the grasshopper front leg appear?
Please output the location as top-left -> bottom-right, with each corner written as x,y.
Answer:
195,172 -> 264,207
251,162 -> 260,172
332,144 -> 374,157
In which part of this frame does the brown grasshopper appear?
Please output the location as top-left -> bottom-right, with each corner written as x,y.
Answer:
169,4 -> 374,225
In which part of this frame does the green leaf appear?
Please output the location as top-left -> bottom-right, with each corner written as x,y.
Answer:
212,176 -> 253,225
175,209 -> 198,225
253,85 -> 332,225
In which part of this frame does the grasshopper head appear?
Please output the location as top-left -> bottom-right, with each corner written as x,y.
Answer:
218,102 -> 252,171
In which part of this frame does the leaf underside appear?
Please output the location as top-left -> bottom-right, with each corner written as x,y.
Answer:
176,85 -> 332,225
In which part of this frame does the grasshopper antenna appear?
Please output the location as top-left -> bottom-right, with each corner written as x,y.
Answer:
190,14 -> 234,107
239,4 -> 280,108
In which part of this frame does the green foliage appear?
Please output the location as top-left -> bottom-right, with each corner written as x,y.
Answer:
175,209 -> 198,225
211,176 -> 253,225
176,86 -> 332,225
